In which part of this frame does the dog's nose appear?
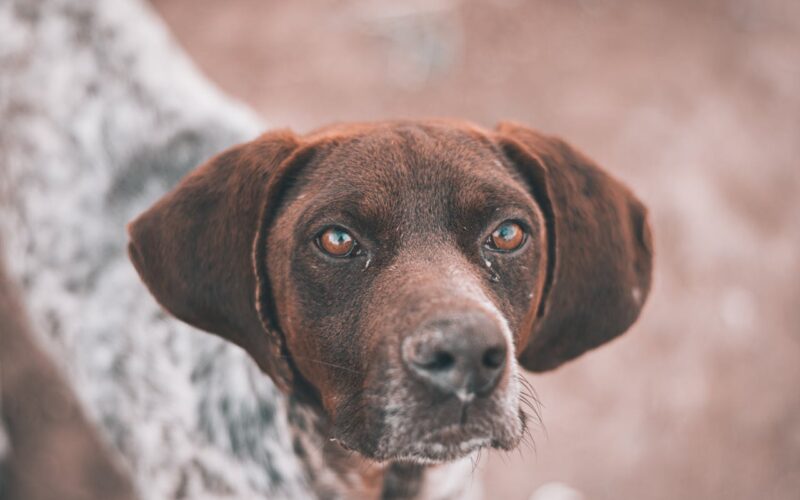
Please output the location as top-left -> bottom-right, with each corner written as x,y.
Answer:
402,313 -> 508,400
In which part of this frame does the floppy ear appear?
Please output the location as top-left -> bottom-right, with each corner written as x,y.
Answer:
127,130 -> 305,391
494,122 -> 654,372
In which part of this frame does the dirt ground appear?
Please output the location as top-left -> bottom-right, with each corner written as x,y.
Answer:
149,0 -> 800,498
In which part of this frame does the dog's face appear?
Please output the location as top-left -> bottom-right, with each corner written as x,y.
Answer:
128,120 -> 653,463
266,126 -> 545,460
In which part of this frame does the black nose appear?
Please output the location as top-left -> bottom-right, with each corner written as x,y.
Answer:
402,313 -> 508,400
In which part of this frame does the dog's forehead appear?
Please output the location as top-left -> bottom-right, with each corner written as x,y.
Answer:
298,125 -> 523,221
321,124 -> 499,171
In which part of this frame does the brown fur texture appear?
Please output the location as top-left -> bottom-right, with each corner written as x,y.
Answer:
128,119 -> 652,487
495,122 -> 653,370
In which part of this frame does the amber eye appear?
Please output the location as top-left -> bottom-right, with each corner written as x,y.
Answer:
318,226 -> 357,257
487,221 -> 526,252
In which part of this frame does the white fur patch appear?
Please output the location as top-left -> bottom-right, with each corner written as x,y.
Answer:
529,482 -> 585,500
0,421 -> 8,462
632,286 -> 643,306
418,455 -> 483,499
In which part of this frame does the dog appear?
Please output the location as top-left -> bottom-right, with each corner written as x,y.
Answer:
128,119 -> 654,498
1,0 -> 652,497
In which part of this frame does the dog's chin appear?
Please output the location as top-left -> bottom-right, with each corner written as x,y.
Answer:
334,420 -> 522,465
382,425 -> 513,464
329,374 -> 526,464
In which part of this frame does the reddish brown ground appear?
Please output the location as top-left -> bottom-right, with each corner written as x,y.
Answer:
150,1 -> 800,498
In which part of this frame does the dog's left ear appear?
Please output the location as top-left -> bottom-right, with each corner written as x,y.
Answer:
127,130 -> 318,391
494,122 -> 654,372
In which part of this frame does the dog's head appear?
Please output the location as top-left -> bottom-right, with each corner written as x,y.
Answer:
127,120 -> 652,463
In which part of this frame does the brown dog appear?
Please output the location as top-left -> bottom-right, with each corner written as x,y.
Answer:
128,120 -> 652,495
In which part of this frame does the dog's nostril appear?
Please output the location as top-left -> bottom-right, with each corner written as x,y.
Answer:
482,347 -> 506,370
419,350 -> 455,371
404,314 -> 508,398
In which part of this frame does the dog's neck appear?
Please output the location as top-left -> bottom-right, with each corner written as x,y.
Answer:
285,395 -> 477,500
285,395 -> 423,499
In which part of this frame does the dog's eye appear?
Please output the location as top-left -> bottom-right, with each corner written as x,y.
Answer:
317,226 -> 358,257
486,221 -> 526,252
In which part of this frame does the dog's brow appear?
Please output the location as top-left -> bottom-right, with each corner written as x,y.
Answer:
455,178 -> 540,218
295,196 -> 380,234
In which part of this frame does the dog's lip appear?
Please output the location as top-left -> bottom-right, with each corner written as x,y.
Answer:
389,428 -> 494,463
420,423 -> 487,444
331,422 -> 498,463
398,424 -> 496,460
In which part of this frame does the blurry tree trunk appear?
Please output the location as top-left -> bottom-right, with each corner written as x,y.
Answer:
0,247 -> 137,500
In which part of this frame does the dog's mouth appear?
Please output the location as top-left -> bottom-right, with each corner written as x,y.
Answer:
331,395 -> 524,464
328,353 -> 526,464
332,422 -> 506,464
395,424 -> 497,463
379,418 -> 521,464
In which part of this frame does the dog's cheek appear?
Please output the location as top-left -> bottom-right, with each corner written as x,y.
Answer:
486,242 -> 545,348
285,250 -> 372,399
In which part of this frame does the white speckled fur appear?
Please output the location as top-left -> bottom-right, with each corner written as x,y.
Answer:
0,1 -> 488,498
0,0 -> 312,497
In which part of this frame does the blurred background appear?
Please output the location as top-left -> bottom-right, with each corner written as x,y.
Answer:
147,0 -> 800,498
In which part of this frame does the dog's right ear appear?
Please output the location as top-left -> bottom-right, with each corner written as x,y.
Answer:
494,122 -> 654,372
127,130 -> 305,391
